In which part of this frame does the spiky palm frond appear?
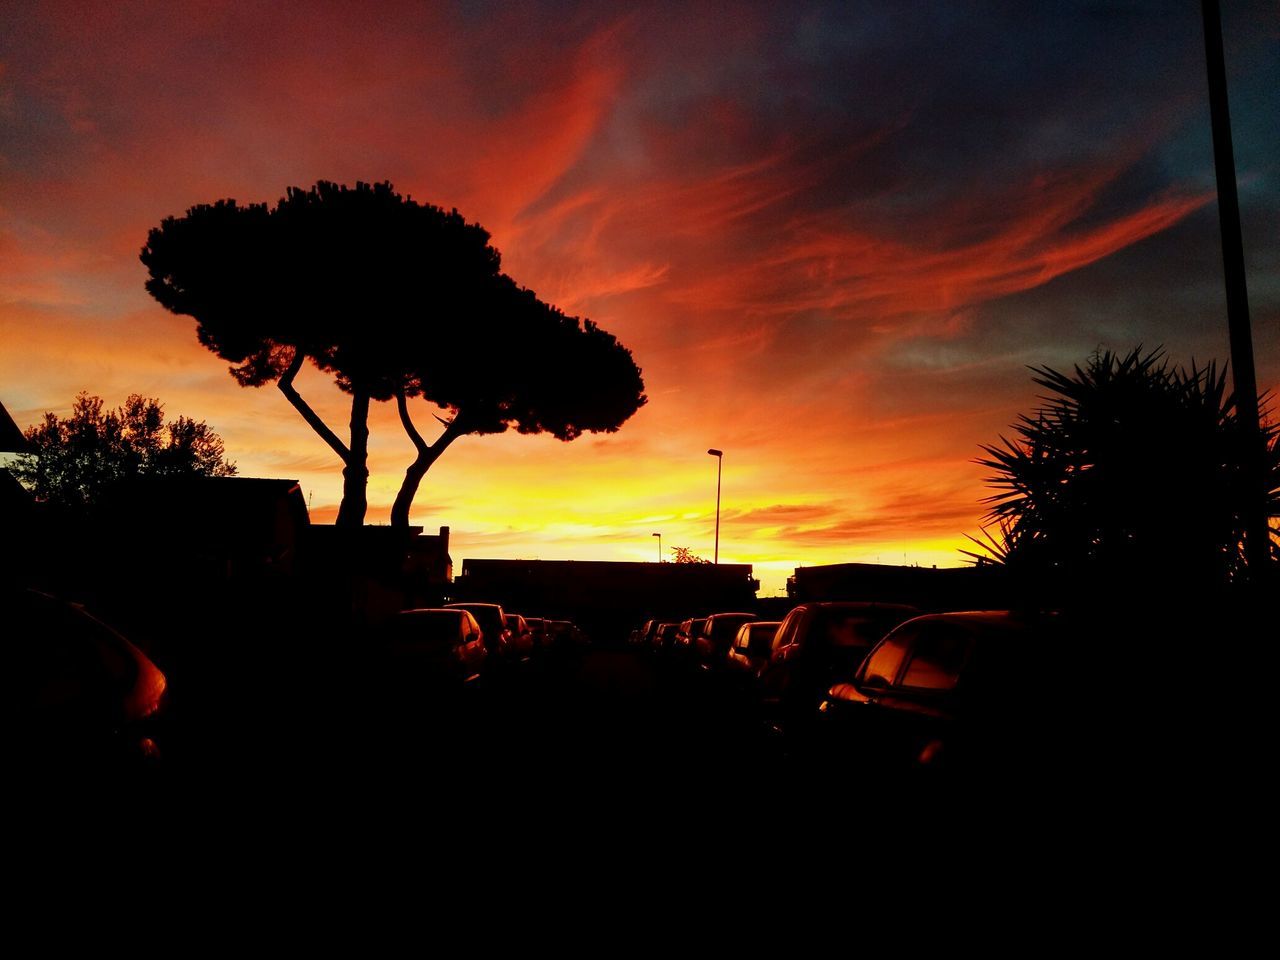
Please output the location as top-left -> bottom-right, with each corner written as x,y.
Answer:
967,346 -> 1280,592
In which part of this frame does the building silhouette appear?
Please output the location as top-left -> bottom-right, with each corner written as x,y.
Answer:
787,561 -> 1007,611
455,558 -> 759,641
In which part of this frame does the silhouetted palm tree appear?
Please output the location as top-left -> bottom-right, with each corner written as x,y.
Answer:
968,347 -> 1279,605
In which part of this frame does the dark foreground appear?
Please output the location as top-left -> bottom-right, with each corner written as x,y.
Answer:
14,630 -> 1252,874
161,645 -> 783,791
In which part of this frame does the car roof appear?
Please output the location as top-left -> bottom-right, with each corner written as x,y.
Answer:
898,610 -> 1020,627
794,601 -> 920,613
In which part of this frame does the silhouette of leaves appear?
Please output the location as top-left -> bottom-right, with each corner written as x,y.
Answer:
10,392 -> 236,513
142,180 -> 646,527
972,346 -> 1280,601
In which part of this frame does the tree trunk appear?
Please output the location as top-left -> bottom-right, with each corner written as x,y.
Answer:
278,350 -> 371,526
390,391 -> 466,529
335,390 -> 370,528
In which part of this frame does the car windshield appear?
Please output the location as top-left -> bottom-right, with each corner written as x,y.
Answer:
394,611 -> 464,646
9,594 -> 140,711
711,615 -> 754,642
899,624 -> 973,691
737,622 -> 776,648
814,608 -> 910,648
451,605 -> 504,637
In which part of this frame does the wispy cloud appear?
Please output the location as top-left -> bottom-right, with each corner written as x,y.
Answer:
2,0 -> 1276,595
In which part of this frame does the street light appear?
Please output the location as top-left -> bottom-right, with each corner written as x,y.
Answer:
1202,0 -> 1268,580
707,448 -> 723,564
652,531 -> 662,562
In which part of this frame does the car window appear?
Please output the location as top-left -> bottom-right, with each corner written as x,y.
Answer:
8,603 -> 136,711
396,612 -> 464,647
861,630 -> 911,687
899,624 -> 973,691
733,624 -> 751,650
772,610 -> 800,652
819,612 -> 882,648
711,618 -> 742,642
748,622 -> 779,653
459,607 -> 503,637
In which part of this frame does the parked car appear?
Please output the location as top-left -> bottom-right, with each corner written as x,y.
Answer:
817,611 -> 1062,779
726,621 -> 781,674
754,602 -> 920,733
445,602 -> 511,658
653,622 -> 681,653
693,612 -> 759,665
547,619 -> 585,650
504,614 -> 535,658
385,608 -> 487,685
5,588 -> 167,773
676,617 -> 708,655
633,619 -> 662,648
524,617 -> 550,649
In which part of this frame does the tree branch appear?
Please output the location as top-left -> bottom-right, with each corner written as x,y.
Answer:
395,388 -> 430,457
431,410 -> 467,457
389,400 -> 469,527
278,349 -> 351,464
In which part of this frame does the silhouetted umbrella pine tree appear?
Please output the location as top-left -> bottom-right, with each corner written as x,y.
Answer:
389,276 -> 646,527
141,181 -> 502,527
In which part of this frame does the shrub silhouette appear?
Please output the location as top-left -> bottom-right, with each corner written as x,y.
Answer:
969,347 -> 1279,605
11,392 -> 236,513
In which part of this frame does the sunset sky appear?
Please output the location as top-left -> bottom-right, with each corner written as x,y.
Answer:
2,1 -> 1277,594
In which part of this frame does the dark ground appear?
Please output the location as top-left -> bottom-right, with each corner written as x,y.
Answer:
243,645 -> 777,792
18,632 -> 1218,868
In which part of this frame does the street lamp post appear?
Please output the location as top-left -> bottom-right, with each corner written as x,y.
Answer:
707,448 -> 723,564
652,531 -> 662,562
1202,0 -> 1270,581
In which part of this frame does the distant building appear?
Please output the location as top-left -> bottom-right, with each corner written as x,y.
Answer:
1,402 -> 38,584
787,561 -> 1007,611
0,468 -> 36,583
0,399 -> 29,453
455,558 -> 760,641
302,523 -> 453,621
406,525 -> 453,593
104,475 -> 311,580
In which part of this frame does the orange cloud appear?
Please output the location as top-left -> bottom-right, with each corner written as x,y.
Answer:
2,1 -> 1260,598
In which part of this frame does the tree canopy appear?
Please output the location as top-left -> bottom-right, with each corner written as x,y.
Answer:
10,392 -> 236,512
142,180 -> 646,529
389,273 -> 647,524
969,347 -> 1279,605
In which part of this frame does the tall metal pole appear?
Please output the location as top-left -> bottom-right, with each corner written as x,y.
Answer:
708,448 -> 723,564
1202,0 -> 1271,578
653,531 -> 661,562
